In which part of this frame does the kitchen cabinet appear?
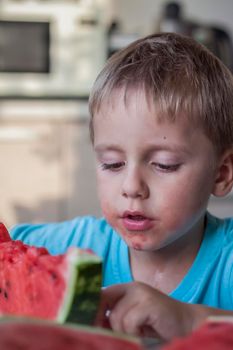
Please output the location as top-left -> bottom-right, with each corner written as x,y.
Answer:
0,117 -> 101,228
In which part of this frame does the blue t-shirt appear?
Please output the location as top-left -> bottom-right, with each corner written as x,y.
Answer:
10,212 -> 233,310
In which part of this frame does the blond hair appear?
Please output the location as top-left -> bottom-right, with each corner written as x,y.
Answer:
89,32 -> 233,153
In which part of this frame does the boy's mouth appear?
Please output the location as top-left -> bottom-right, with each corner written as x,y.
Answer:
123,210 -> 149,220
127,214 -> 145,221
122,211 -> 153,231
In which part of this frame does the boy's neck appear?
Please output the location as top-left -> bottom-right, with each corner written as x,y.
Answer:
129,217 -> 205,294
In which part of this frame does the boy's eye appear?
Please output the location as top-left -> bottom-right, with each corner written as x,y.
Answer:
152,163 -> 180,172
101,162 -> 125,171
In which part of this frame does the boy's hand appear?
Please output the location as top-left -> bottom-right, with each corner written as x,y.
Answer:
95,282 -> 193,341
96,282 -> 233,341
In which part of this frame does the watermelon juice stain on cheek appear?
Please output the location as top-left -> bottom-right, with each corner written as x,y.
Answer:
122,231 -> 148,250
132,242 -> 143,250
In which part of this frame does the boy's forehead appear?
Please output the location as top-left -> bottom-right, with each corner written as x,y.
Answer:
93,88 -> 211,144
94,86 -> 186,130
94,87 -> 177,130
96,86 -> 156,116
92,85 -> 208,138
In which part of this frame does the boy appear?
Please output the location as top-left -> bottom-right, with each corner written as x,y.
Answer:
11,33 -> 233,340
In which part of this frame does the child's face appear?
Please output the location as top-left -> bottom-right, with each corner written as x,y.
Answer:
93,88 -> 218,252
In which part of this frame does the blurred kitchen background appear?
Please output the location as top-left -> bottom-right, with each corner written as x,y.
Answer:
0,0 -> 232,227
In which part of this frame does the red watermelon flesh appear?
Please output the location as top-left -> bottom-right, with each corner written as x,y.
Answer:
0,224 -> 102,324
163,321 -> 233,350
0,223 -> 11,243
0,319 -> 143,350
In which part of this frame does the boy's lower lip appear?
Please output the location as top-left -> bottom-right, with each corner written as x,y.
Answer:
122,217 -> 154,231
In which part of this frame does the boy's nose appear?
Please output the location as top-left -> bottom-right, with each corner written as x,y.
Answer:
121,168 -> 149,199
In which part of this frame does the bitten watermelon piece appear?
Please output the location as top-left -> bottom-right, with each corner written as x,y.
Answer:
0,223 -> 102,325
0,319 -> 144,350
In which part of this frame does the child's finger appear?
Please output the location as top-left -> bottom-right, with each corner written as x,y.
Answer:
106,286 -> 159,336
104,283 -> 157,333
119,303 -> 159,337
95,284 -> 128,327
108,294 -> 138,333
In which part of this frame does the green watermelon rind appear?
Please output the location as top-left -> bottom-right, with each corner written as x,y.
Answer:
0,317 -> 142,346
56,248 -> 102,325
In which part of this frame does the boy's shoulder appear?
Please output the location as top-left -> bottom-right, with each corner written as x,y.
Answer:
10,216 -> 117,256
207,213 -> 233,243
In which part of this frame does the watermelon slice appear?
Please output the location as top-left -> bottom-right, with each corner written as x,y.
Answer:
0,318 -> 144,350
0,223 -> 102,325
0,223 -> 11,243
163,319 -> 233,350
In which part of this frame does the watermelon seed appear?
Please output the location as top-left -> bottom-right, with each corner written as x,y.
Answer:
28,266 -> 33,274
6,281 -> 11,288
4,290 -> 8,299
50,272 -> 58,280
0,288 -> 2,294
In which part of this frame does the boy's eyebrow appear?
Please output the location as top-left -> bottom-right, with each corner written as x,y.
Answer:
94,144 -> 124,153
94,143 -> 191,155
146,143 -> 191,155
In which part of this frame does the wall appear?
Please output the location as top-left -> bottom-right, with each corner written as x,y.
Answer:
110,0 -> 233,38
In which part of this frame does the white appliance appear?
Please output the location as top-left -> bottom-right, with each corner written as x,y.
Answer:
0,0 -> 107,97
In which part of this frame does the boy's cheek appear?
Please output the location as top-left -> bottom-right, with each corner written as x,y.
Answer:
96,176 -> 107,198
101,207 -> 119,231
99,199 -> 114,219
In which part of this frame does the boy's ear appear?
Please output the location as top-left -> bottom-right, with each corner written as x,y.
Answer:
212,149 -> 233,197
